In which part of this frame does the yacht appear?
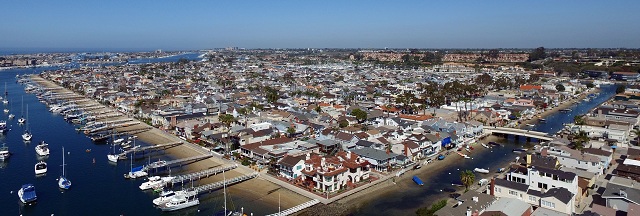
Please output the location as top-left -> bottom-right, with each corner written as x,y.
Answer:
139,176 -> 175,191
153,190 -> 176,206
58,146 -> 72,190
0,144 -> 10,160
35,161 -> 47,175
0,120 -> 6,133
18,184 -> 37,204
158,192 -> 200,212
35,141 -> 50,156
473,168 -> 490,174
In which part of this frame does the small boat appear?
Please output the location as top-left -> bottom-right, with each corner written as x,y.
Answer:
497,168 -> 506,173
488,142 -> 501,147
478,179 -> 489,185
473,168 -> 490,174
465,147 -> 471,153
526,124 -> 535,127
113,138 -> 125,144
512,148 -> 527,153
412,175 -> 424,186
35,141 -> 50,157
85,149 -> 91,153
437,155 -> 445,160
481,143 -> 490,148
0,144 -> 10,160
413,164 -> 422,170
18,184 -> 37,204
456,152 -> 470,159
560,108 -> 572,112
35,161 -> 47,175
538,118 -> 546,122
58,146 -> 72,190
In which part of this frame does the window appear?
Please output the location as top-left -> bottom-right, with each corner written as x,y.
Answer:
496,187 -> 501,193
541,200 -> 555,208
529,196 -> 537,202
538,182 -> 548,189
296,165 -> 302,170
509,190 -> 518,196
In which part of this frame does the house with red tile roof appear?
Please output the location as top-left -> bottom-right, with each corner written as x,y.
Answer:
297,151 -> 370,193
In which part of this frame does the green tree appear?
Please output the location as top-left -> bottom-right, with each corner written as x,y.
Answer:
574,115 -> 585,125
286,127 -> 296,137
529,47 -> 547,62
314,105 -> 322,113
460,170 -> 475,192
555,84 -> 565,92
586,83 -> 595,88
339,120 -> 349,128
616,85 -> 626,94
351,108 -> 368,123
632,129 -> 640,146
572,130 -> 590,150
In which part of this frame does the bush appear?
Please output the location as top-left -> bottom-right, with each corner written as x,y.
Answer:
416,199 -> 447,216
241,157 -> 251,166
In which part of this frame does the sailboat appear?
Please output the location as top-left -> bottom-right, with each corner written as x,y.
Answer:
8,98 -> 14,119
58,146 -> 72,189
22,104 -> 32,141
107,133 -> 119,163
215,169 -> 243,216
17,96 -> 25,124
2,83 -> 8,104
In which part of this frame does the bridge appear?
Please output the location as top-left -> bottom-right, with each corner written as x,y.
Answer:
483,127 -> 554,141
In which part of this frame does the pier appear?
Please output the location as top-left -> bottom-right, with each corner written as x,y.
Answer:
191,172 -> 259,195
143,154 -> 213,172
169,164 -> 238,186
265,199 -> 321,216
117,142 -> 183,159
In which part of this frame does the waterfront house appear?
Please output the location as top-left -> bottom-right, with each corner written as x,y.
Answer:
277,154 -> 306,180
590,107 -> 640,126
298,151 -> 370,193
350,147 -> 398,172
547,146 -> 603,174
492,178 -> 575,215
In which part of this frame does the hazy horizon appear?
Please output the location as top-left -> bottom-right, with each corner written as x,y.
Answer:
2,1 -> 639,50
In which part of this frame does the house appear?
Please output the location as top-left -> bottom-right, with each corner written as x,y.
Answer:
590,107 -> 640,126
298,151 -> 370,193
480,197 -> 533,216
547,146 -> 604,174
492,178 -> 576,215
335,132 -> 359,150
615,159 -> 640,182
436,191 -> 496,216
278,154 -> 306,180
601,176 -> 640,213
351,147 -> 398,172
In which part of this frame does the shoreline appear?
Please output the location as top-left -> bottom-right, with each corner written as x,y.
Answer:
29,75 -> 310,215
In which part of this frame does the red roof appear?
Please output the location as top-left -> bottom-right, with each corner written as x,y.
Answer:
519,85 -> 542,91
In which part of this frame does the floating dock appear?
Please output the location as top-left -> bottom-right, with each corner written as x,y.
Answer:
117,142 -> 183,159
143,154 -> 213,172
191,172 -> 259,195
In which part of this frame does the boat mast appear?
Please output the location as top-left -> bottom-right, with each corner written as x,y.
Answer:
62,146 -> 65,177
224,169 -> 226,214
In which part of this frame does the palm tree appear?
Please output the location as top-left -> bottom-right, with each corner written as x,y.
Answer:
632,129 -> 640,146
572,130 -> 590,150
574,115 -> 585,125
460,170 -> 475,192
218,114 -> 235,155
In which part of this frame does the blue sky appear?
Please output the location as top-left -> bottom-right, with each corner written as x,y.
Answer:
1,1 -> 639,51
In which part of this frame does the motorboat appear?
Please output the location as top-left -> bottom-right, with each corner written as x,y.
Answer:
35,141 -> 50,156
478,179 -> 489,185
125,164 -> 148,179
0,144 -> 10,160
107,154 -> 119,163
488,142 -> 501,147
456,152 -> 470,159
413,164 -> 422,170
437,154 -> 445,160
0,120 -> 6,133
481,143 -> 490,148
153,190 -> 176,206
18,184 -> 37,204
58,146 -> 72,190
158,192 -> 200,212
35,161 -> 47,175
22,131 -> 32,141
513,148 -> 527,153
412,176 -> 424,186
139,176 -> 175,190
473,168 -> 490,174
8,113 -> 14,119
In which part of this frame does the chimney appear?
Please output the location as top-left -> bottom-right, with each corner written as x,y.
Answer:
306,153 -> 310,160
346,151 -> 351,159
472,210 -> 479,216
466,207 -> 472,216
321,157 -> 326,167
490,178 -> 495,196
436,132 -> 440,138
526,153 -> 532,167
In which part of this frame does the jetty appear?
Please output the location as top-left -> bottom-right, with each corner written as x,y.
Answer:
265,199 -> 321,216
169,165 -> 238,186
117,142 -> 182,159
143,154 -> 213,172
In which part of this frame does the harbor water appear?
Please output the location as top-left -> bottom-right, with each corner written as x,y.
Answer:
353,85 -> 617,215
0,54 -> 279,215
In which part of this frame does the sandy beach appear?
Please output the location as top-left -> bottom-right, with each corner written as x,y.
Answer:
30,75 -> 309,214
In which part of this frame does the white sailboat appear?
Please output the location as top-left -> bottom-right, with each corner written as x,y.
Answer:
2,82 -> 8,104
107,133 -> 119,162
22,104 -> 32,141
35,141 -> 50,156
17,96 -> 25,124
8,98 -> 14,119
58,146 -> 72,189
